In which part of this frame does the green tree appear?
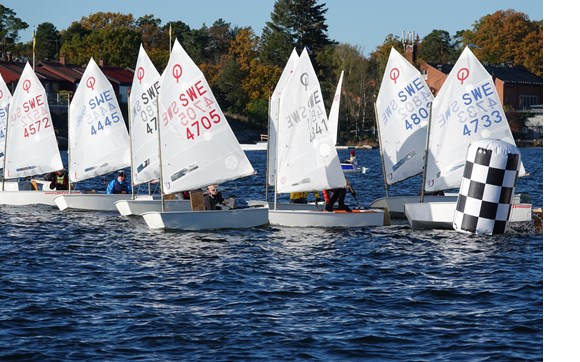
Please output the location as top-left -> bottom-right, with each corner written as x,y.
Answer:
34,22 -> 61,61
418,30 -> 454,64
369,34 -> 404,85
260,0 -> 333,66
59,12 -> 140,67
0,5 -> 28,56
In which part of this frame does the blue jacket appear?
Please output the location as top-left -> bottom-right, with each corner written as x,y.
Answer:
106,178 -> 131,194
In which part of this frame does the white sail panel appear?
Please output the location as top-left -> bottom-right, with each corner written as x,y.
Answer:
0,73 -> 12,168
130,45 -> 161,185
69,58 -> 130,182
425,47 -> 525,192
276,49 -> 345,193
3,63 -> 63,179
267,48 -> 299,186
328,70 -> 344,146
158,40 -> 254,194
376,48 -> 433,185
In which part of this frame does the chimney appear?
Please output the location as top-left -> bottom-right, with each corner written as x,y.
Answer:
59,55 -> 66,65
6,51 -> 12,62
403,31 -> 418,65
99,59 -> 105,67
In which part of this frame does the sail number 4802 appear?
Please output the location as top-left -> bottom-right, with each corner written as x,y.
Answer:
186,109 -> 221,140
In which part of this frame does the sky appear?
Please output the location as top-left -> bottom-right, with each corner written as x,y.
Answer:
3,0 -> 542,56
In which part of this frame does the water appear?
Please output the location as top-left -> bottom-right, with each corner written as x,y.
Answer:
0,148 -> 543,361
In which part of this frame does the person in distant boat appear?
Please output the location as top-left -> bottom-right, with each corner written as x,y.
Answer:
344,150 -> 357,166
290,192 -> 308,204
203,184 -> 226,210
290,191 -> 322,204
106,170 -> 131,194
44,169 -> 69,190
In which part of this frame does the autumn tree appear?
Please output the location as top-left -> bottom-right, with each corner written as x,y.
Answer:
460,9 -> 542,76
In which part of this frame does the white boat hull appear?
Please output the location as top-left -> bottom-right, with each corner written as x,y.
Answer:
0,190 -> 81,206
404,201 -> 533,230
142,206 -> 270,231
115,198 -> 194,216
268,209 -> 386,227
370,195 -> 457,218
54,193 -> 152,211
246,200 -> 326,211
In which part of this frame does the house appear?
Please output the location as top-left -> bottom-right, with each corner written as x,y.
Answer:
402,35 -> 543,143
0,56 -> 134,106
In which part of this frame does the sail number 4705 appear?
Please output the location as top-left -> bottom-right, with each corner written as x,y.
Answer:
186,109 -> 221,140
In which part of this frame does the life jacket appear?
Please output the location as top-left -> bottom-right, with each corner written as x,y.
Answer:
56,174 -> 66,185
290,192 -> 308,200
113,180 -> 128,193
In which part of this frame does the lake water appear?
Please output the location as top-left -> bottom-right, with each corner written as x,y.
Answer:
0,147 -> 543,361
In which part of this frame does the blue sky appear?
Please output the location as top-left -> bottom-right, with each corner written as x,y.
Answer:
4,0 -> 542,56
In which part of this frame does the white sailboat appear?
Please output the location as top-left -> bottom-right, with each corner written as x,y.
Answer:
114,45 -> 191,216
141,39 -> 268,231
267,48 -> 385,227
0,64 -> 77,205
368,48 -> 455,216
403,47 -> 531,229
54,58 -> 140,211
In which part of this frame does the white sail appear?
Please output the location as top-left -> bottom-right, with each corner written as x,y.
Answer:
425,47 -> 525,192
3,63 -> 63,179
157,39 -> 254,194
376,47 -> 433,185
0,73 -> 12,168
130,45 -> 161,185
328,70 -> 344,146
69,58 -> 130,182
267,48 -> 299,186
276,48 -> 345,193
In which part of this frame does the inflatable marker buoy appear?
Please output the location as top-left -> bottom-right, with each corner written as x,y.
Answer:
453,139 -> 521,235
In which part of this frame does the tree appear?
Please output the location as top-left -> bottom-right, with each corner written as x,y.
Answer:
59,12 -> 140,67
460,10 -> 542,76
260,0 -> 333,66
0,5 -> 28,56
34,22 -> 61,61
418,30 -> 454,64
369,34 -> 404,85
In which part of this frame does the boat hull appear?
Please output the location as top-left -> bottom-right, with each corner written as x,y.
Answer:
54,193 -> 152,211
404,201 -> 533,230
115,198 -> 194,216
268,209 -> 386,227
142,206 -> 270,231
370,195 -> 457,218
0,190 -> 81,206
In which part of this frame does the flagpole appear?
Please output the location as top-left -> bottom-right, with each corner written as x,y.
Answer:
32,28 -> 36,70
169,23 -> 172,53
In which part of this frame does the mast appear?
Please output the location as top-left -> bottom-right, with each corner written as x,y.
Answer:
419,102 -> 433,203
